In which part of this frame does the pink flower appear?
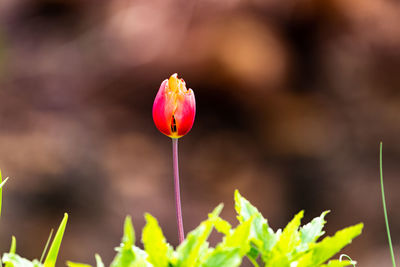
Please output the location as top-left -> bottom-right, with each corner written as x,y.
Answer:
152,74 -> 196,138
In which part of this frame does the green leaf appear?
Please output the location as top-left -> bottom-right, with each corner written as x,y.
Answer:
234,190 -> 279,255
200,248 -> 242,267
297,223 -> 363,266
222,217 -> 253,256
66,261 -> 92,267
261,224 -> 281,253
320,259 -> 354,267
95,254 -> 104,267
200,207 -> 253,267
43,213 -> 68,267
123,216 -> 135,248
5,236 -> 17,267
298,211 -> 329,252
2,253 -> 42,267
235,190 -> 262,223
278,211 -> 303,251
258,211 -> 304,266
111,244 -> 153,267
110,216 -> 153,267
263,254 -> 291,267
110,247 -> 134,267
142,213 -> 172,267
65,253 -> 104,267
202,217 -> 254,267
214,217 -> 231,235
9,236 -> 16,254
175,204 -> 223,267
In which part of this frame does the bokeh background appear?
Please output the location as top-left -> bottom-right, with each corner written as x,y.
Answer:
0,0 -> 400,266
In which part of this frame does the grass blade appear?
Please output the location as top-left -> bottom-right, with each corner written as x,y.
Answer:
0,169 -> 9,217
43,213 -> 68,267
380,142 -> 396,267
40,229 -> 54,263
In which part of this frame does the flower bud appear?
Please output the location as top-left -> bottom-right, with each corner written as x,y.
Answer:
152,74 -> 196,138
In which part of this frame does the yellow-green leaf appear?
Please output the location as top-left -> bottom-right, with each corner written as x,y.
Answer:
142,213 -> 172,267
43,213 -> 68,267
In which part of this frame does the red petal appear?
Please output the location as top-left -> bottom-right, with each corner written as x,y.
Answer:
152,79 -> 174,137
174,89 -> 196,137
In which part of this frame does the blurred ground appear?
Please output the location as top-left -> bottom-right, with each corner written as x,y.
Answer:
0,0 -> 400,266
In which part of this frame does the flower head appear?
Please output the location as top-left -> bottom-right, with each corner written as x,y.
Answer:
153,74 -> 196,138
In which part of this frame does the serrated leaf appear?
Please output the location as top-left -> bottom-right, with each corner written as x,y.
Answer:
297,223 -> 363,267
111,246 -> 153,267
111,217 -> 153,267
110,217 -> 136,267
214,217 -> 231,235
235,190 -> 261,223
262,225 -> 281,253
274,211 -> 304,254
43,213 -> 68,267
234,190 -> 278,252
176,204 -> 223,267
298,211 -> 329,252
222,217 -> 253,256
261,211 -> 303,265
175,220 -> 210,266
142,213 -> 172,267
200,247 -> 242,267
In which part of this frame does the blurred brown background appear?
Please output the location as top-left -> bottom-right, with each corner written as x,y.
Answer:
0,0 -> 400,266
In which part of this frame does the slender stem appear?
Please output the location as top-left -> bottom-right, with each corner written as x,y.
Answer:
172,138 -> 185,243
380,142 -> 396,267
40,229 -> 54,263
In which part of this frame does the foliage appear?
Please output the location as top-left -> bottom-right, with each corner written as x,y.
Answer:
0,171 -> 68,267
2,214 -> 68,267
0,169 -> 363,267
67,190 -> 363,267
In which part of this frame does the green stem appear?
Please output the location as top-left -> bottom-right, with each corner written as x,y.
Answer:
380,142 -> 396,267
40,229 -> 54,263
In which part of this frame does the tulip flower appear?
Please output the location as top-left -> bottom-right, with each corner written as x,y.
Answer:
152,73 -> 196,244
152,73 -> 196,139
